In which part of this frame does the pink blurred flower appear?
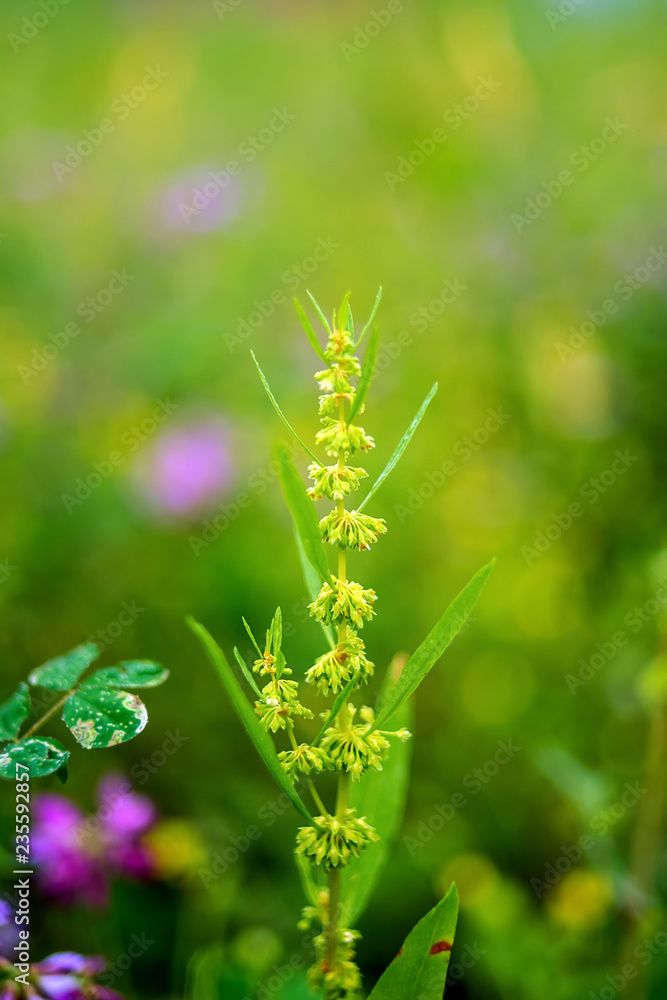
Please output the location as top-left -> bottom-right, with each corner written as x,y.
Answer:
132,418 -> 233,516
32,775 -> 157,909
159,165 -> 245,233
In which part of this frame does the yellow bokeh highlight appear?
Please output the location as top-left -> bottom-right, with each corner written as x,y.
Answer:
546,869 -> 614,929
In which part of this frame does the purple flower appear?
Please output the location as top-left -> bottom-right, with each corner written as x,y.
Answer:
0,901 -> 20,960
0,952 -> 125,999
32,775 -> 157,909
131,418 -> 233,516
158,165 -> 245,233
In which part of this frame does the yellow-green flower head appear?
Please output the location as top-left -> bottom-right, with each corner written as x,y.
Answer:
255,679 -> 314,732
278,743 -> 333,778
307,463 -> 368,502
315,418 -> 375,458
306,631 -> 374,696
319,509 -> 387,550
315,364 -> 359,395
323,326 -> 357,364
295,808 -> 379,870
318,391 -> 355,416
320,705 -> 390,780
309,577 -> 377,628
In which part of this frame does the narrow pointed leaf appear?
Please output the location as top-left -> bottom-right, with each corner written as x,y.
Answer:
346,303 -> 354,335
187,616 -> 314,823
86,662 -> 169,688
295,852 -> 323,907
0,737 -> 70,779
358,383 -> 438,512
367,884 -> 459,1000
373,560 -> 495,731
294,297 -> 327,363
28,643 -> 100,691
310,676 -> 357,748
64,684 -> 148,748
355,286 -> 382,349
251,352 -> 320,463
348,326 -> 380,423
277,444 -> 332,586
295,533 -> 335,649
242,617 -> 263,658
337,290 -> 351,332
0,683 -> 31,741
233,647 -> 262,697
306,290 -> 332,335
340,656 -> 413,924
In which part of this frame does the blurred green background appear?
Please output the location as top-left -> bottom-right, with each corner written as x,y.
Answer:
1,0 -> 667,996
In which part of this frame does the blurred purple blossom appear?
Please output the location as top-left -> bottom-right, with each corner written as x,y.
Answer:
159,165 -> 245,233
0,901 -> 19,960
132,418 -> 233,516
0,952 -> 124,999
32,774 -> 157,909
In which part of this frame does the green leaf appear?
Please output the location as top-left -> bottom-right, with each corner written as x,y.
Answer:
306,290 -> 332,335
367,884 -> 459,1000
340,657 -> 413,925
345,303 -> 354,336
355,286 -> 382,349
277,444 -> 332,586
251,351 -> 320,464
242,617 -> 263,658
372,560 -> 495,731
0,737 -> 70,779
295,533 -> 335,650
358,383 -> 438,513
294,297 -> 327,362
63,684 -> 148,748
233,647 -> 262,697
310,676 -> 357,748
336,290 -> 351,333
348,326 -> 380,423
187,616 -> 314,823
86,661 -> 169,688
0,683 -> 31,741
28,643 -> 100,691
295,851 -> 323,907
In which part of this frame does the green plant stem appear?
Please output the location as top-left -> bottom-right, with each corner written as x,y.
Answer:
621,694 -> 667,1000
20,693 -> 69,740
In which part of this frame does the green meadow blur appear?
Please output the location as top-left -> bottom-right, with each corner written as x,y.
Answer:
1,0 -> 666,996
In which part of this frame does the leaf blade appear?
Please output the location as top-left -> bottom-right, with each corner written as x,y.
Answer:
277,444 -> 332,586
64,685 -> 148,748
294,297 -> 327,362
295,533 -> 335,649
0,683 -> 31,741
355,286 -> 382,349
187,616 -> 314,823
251,351 -> 320,464
28,643 -> 100,691
367,884 -> 459,1000
233,647 -> 262,697
0,737 -> 70,779
86,662 -> 169,688
306,290 -> 332,335
348,326 -> 380,424
357,383 -> 438,512
310,676 -> 358,748
373,560 -> 495,731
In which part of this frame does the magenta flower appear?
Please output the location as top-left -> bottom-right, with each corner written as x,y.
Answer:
0,901 -> 20,961
0,953 -> 124,999
32,775 -> 157,909
131,418 -> 233,516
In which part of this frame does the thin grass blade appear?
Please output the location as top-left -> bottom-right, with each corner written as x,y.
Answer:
348,326 -> 380,423
357,383 -> 437,512
251,351 -> 320,463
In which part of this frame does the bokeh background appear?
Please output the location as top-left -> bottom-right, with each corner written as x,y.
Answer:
1,0 -> 666,997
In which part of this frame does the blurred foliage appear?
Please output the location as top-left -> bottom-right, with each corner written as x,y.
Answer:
0,0 -> 666,996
